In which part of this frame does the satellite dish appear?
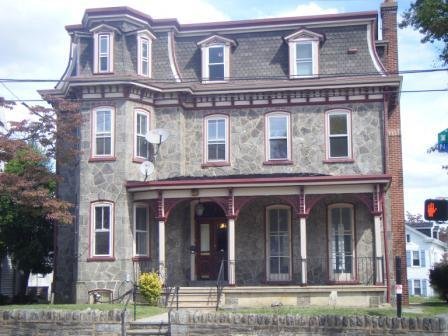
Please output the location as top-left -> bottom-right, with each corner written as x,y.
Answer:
139,161 -> 154,181
145,128 -> 169,145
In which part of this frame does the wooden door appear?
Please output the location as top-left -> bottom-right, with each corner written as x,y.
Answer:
196,219 -> 227,280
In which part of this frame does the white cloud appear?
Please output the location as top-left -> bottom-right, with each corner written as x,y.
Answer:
276,2 -> 339,17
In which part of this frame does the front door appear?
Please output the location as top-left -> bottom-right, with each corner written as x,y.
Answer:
196,218 -> 228,280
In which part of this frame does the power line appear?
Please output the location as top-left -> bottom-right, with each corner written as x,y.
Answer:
0,68 -> 446,84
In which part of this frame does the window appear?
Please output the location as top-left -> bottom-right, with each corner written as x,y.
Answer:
413,279 -> 421,295
197,35 -> 235,83
93,32 -> 114,73
328,204 -> 355,282
92,107 -> 114,158
134,204 -> 149,257
412,251 -> 420,266
409,279 -> 428,296
204,115 -> 229,163
138,37 -> 150,76
266,206 -> 291,282
266,112 -> 290,161
90,202 -> 114,258
285,29 -> 322,79
406,234 -> 410,243
326,109 -> 352,159
134,109 -> 150,160
208,46 -> 225,81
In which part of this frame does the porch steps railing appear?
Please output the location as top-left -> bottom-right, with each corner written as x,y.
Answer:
127,321 -> 170,336
165,287 -> 220,310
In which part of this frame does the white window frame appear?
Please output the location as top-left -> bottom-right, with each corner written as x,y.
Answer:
90,201 -> 114,258
326,109 -> 352,160
92,106 -> 115,158
266,205 -> 292,282
204,114 -> 229,163
137,34 -> 152,77
265,112 -> 291,161
133,203 -> 150,257
93,32 -> 114,73
288,38 -> 319,78
201,44 -> 230,83
134,109 -> 150,160
328,204 -> 355,282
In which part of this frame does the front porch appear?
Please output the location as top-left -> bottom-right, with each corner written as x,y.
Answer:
128,174 -> 390,308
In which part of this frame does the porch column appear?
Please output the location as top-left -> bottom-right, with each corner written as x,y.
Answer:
158,220 -> 166,284
374,215 -> 384,284
228,218 -> 235,285
300,217 -> 307,285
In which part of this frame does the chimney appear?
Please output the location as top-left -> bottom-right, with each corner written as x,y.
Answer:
381,0 -> 398,73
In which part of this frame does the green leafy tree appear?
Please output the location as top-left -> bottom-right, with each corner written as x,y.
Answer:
399,0 -> 448,65
429,254 -> 448,302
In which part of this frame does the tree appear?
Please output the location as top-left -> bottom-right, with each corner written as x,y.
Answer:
429,253 -> 448,302
399,0 -> 448,65
0,97 -> 80,299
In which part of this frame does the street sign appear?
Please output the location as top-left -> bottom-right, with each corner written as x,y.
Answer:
437,129 -> 448,152
424,199 -> 448,221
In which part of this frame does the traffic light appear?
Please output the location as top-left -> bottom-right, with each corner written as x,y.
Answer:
424,199 -> 448,221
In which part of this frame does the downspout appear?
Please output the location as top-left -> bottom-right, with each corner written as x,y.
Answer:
381,190 -> 391,303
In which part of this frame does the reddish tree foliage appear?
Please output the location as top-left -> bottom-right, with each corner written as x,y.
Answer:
0,97 -> 81,224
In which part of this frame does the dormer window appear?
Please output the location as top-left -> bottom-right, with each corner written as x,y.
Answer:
136,30 -> 155,77
285,29 -> 323,79
91,24 -> 118,74
197,35 -> 236,83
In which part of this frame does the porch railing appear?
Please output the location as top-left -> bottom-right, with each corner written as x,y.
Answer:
216,259 -> 226,310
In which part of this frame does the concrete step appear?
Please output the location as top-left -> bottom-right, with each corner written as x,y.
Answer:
128,322 -> 169,336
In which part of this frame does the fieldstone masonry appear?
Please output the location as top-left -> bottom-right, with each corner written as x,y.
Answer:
0,309 -> 124,336
170,311 -> 448,336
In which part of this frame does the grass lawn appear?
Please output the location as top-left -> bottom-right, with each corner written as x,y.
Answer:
0,304 -> 165,320
234,298 -> 448,318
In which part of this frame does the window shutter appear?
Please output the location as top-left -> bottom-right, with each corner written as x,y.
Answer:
406,251 -> 411,267
420,250 -> 426,267
422,279 -> 428,296
408,279 -> 412,295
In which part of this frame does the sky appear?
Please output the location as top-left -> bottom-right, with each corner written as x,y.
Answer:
0,0 -> 446,217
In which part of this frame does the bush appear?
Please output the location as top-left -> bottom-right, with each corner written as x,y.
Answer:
138,272 -> 162,305
429,255 -> 448,303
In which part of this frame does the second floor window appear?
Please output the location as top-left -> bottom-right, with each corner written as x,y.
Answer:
266,113 -> 290,161
93,107 -> 114,158
135,109 -> 150,160
205,115 -> 228,163
326,110 -> 351,160
208,46 -> 225,81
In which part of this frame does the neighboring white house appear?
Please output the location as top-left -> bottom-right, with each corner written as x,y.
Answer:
406,222 -> 447,297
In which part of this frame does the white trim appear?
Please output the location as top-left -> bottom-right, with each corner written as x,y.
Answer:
91,201 -> 114,257
266,205 -> 292,282
197,34 -> 236,47
92,106 -> 115,158
137,35 -> 151,77
265,112 -> 291,161
367,23 -> 385,76
288,39 -> 319,78
325,109 -> 352,160
133,203 -> 150,257
167,31 -> 181,82
328,203 -> 355,282
204,114 -> 229,163
134,109 -> 150,160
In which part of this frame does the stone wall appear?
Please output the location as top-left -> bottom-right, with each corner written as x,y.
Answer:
0,309 -> 124,336
170,311 -> 448,336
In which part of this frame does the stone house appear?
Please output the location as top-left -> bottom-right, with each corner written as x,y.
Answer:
41,0 -> 407,307
406,222 -> 447,297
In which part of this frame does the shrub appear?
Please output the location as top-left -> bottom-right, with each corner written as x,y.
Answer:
429,254 -> 448,303
138,272 -> 162,305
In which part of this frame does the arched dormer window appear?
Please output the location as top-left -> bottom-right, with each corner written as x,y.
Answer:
90,24 -> 119,74
197,35 -> 236,83
136,29 -> 156,77
284,29 -> 324,79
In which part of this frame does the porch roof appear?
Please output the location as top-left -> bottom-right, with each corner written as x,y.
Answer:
126,173 -> 391,193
